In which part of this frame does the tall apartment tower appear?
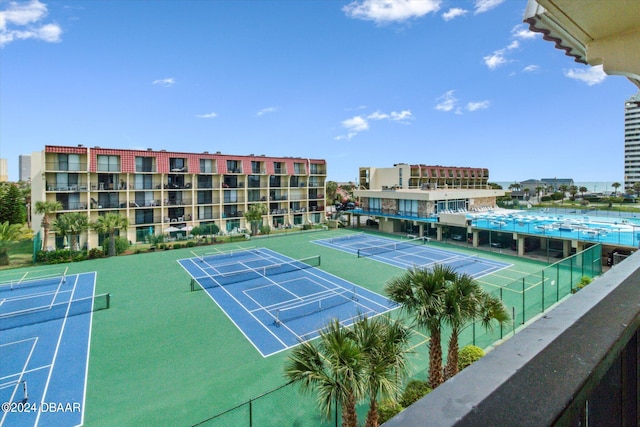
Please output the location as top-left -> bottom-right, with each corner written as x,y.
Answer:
19,154 -> 31,182
624,92 -> 640,193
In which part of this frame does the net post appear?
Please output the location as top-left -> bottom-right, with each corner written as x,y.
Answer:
22,380 -> 28,402
106,293 -> 111,309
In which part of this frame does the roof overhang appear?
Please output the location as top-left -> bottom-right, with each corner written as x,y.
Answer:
524,0 -> 640,88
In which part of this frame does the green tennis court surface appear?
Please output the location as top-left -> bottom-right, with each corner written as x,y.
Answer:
2,229 -> 578,425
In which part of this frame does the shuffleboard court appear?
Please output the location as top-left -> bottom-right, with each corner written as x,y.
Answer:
178,247 -> 396,357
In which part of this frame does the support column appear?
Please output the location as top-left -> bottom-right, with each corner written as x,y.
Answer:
472,230 -> 480,248
563,240 -> 571,258
517,235 -> 525,257
436,225 -> 443,241
419,223 -> 424,237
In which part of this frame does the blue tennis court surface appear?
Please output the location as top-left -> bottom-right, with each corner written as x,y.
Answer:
178,248 -> 395,357
0,271 -> 99,427
313,233 -> 512,278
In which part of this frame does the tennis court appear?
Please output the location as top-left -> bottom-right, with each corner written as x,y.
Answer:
178,247 -> 395,357
0,269 -> 104,427
313,233 -> 512,278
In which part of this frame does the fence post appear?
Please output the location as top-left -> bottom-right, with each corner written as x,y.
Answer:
249,399 -> 252,427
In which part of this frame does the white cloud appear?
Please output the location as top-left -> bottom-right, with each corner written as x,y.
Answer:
196,112 -> 218,119
564,64 -> 607,86
0,0 -> 62,47
466,100 -> 490,111
523,64 -> 539,72
483,41 -> 518,70
442,7 -> 467,21
257,107 -> 278,116
435,90 -> 457,112
474,0 -> 506,14
343,0 -> 441,24
511,23 -> 538,40
152,78 -> 175,87
336,109 -> 412,140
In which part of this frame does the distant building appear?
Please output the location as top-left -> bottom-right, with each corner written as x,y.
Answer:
540,178 -> 574,192
0,158 -> 7,182
624,92 -> 640,193
353,163 -> 504,236
19,154 -> 31,182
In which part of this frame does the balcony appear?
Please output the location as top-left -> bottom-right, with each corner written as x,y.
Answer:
385,254 -> 640,426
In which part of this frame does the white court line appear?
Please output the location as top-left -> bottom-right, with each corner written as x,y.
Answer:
34,273 -> 80,426
0,337 -> 38,426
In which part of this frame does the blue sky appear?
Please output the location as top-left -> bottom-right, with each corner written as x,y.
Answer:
1,0 -> 637,183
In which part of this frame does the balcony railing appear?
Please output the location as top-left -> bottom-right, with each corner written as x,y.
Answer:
384,254 -> 640,426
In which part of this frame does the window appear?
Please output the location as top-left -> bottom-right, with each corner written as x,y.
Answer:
198,206 -> 213,220
224,190 -> 238,203
170,158 -> 186,172
135,209 -> 154,225
226,160 -> 241,173
200,159 -> 214,173
197,175 -> 213,189
369,198 -> 381,211
273,162 -> 284,174
294,162 -> 305,174
134,174 -> 153,190
248,175 -> 261,188
97,155 -> 120,172
135,156 -> 155,172
251,161 -> 262,174
197,190 -> 213,204
269,176 -> 281,187
309,163 -> 319,174
398,199 -> 418,216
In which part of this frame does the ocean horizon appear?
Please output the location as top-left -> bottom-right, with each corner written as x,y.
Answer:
494,181 -> 622,194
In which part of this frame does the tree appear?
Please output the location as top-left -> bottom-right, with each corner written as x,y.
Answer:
34,200 -> 63,250
92,213 -> 129,256
535,186 -> 544,200
569,185 -> 578,201
633,182 -> 640,197
326,181 -> 338,203
612,182 -> 621,196
243,203 -> 267,235
442,274 -> 510,380
0,183 -> 26,225
284,319 -> 365,427
579,186 -> 588,197
349,315 -> 412,427
0,221 -> 32,265
385,264 -> 455,388
52,212 -> 89,251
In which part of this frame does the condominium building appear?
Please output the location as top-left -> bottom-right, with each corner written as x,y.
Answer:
0,158 -> 7,182
624,91 -> 640,192
353,163 -> 504,236
19,154 -> 31,182
32,145 -> 326,250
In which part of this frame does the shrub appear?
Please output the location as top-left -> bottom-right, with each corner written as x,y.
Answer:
378,399 -> 403,424
186,241 -> 196,248
173,243 -> 183,249
399,380 -> 431,408
458,345 -> 485,371
88,248 -> 105,259
114,237 -> 130,255
259,224 -> 271,235
573,276 -> 592,293
302,223 -> 313,230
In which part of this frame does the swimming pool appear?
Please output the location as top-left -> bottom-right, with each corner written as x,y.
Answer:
468,210 -> 640,248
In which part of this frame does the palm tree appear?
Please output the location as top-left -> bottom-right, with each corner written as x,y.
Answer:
0,221 -> 32,265
535,186 -> 544,201
385,264 -> 456,389
34,200 -> 63,250
350,315 -> 412,427
442,274 -> 510,380
243,203 -> 267,235
92,212 -> 129,256
579,186 -> 588,198
284,318 -> 365,427
612,182 -> 621,196
53,212 -> 89,251
569,185 -> 578,201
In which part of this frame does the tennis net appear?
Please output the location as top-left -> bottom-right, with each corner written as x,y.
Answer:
424,254 -> 479,270
328,233 -> 366,244
357,236 -> 426,258
190,255 -> 321,291
0,293 -> 110,331
192,247 -> 260,263
273,288 -> 357,326
0,267 -> 68,292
